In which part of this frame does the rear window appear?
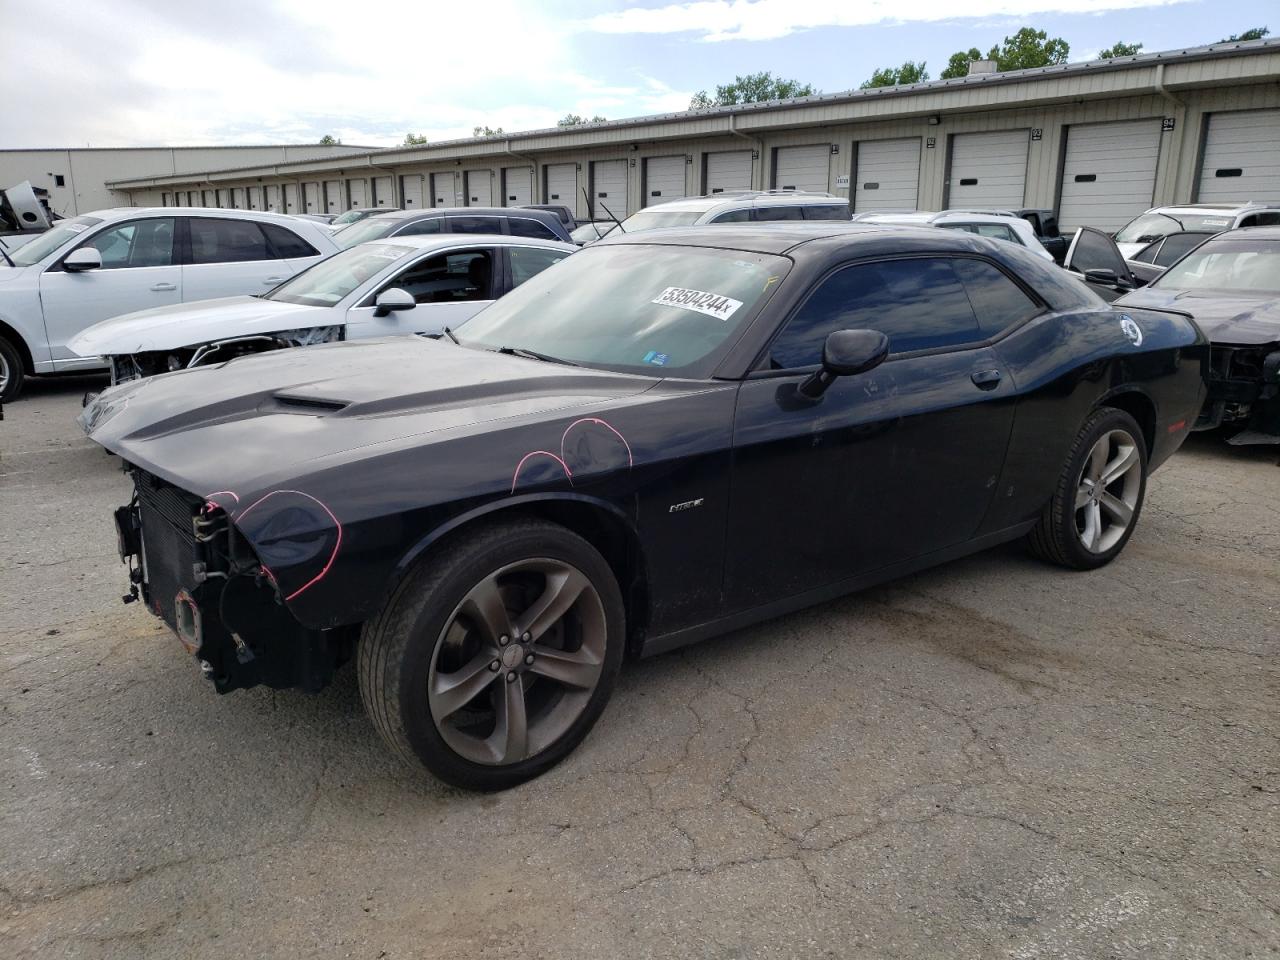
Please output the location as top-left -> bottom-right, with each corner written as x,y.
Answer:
508,217 -> 558,240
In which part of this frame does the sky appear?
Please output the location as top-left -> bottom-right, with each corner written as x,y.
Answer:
1,0 -> 1273,149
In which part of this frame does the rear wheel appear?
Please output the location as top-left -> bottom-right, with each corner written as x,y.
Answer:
0,335 -> 24,403
358,518 -> 625,790
1028,407 -> 1147,570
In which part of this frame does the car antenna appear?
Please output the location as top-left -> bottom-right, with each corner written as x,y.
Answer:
0,236 -> 14,268
584,186 -> 624,233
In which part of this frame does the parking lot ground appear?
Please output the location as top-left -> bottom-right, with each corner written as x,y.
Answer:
1,375 -> 1278,960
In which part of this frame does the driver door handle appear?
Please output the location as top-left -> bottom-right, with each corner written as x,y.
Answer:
150,282 -> 177,292
971,368 -> 1002,390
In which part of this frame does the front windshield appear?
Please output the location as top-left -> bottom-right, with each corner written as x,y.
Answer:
329,211 -> 362,226
266,243 -> 407,306
9,216 -> 103,266
1153,239 -> 1280,294
333,217 -> 400,249
458,243 -> 790,377
1115,211 -> 1232,244
618,208 -> 705,233
570,221 -> 616,243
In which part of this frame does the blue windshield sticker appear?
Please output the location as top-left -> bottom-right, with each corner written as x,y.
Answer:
642,351 -> 669,366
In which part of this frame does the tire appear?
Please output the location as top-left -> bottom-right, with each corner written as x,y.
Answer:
358,517 -> 625,790
0,335 -> 24,403
1027,407 -> 1148,570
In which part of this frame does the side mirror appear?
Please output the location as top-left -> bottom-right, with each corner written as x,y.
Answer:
63,247 -> 102,272
798,329 -> 890,399
373,287 -> 415,317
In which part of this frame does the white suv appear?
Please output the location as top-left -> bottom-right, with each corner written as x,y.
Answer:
610,191 -> 851,235
1113,202 -> 1280,258
852,210 -> 1055,260
0,207 -> 339,401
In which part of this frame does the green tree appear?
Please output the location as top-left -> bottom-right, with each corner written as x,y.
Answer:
861,60 -> 930,89
402,132 -> 429,146
557,114 -> 607,126
1220,26 -> 1269,42
472,125 -> 504,138
688,71 -> 817,109
940,47 -> 982,79
1098,41 -> 1143,59
318,134 -> 340,145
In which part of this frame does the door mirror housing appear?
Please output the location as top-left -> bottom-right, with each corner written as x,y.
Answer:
63,247 -> 102,272
798,329 -> 890,399
373,287 -> 415,317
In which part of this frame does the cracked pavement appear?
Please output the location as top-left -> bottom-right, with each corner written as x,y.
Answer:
2,375 -> 1277,959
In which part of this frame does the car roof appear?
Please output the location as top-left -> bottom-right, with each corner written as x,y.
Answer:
366,206 -> 558,222
1212,226 -> 1280,241
1148,202 -> 1280,215
370,234 -> 575,252
83,206 -> 313,226
632,192 -> 842,216
863,211 -> 1024,226
595,221 -> 933,255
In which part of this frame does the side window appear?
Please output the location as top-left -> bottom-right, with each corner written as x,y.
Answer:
802,204 -> 850,221
377,249 -> 493,304
939,223 -> 979,235
508,218 -> 558,240
79,218 -> 175,269
709,209 -> 751,223
951,259 -> 1041,337
261,223 -> 319,258
1067,227 -> 1128,278
972,224 -> 1017,243
188,217 -> 271,264
755,205 -> 804,222
449,216 -> 506,235
397,217 -> 442,236
769,258 -> 981,367
1153,232 -> 1210,267
509,246 -> 569,288
1238,211 -> 1280,228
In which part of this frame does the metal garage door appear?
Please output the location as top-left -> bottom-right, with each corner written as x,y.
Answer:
854,138 -> 921,213
347,179 -> 367,209
502,166 -> 532,206
248,187 -> 261,210
774,144 -> 830,193
643,156 -> 686,206
324,180 -> 342,213
1057,119 -> 1162,232
432,172 -> 455,207
201,190 -> 214,207
372,176 -> 393,207
591,160 -> 628,218
265,184 -> 281,212
401,175 -> 423,208
231,187 -> 245,209
948,130 -> 1029,209
284,183 -> 298,213
1197,109 -> 1280,203
705,150 -> 752,194
544,163 -> 577,205
465,170 -> 492,206
217,189 -> 230,208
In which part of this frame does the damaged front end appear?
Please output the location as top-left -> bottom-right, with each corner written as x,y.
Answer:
108,326 -> 343,387
1196,343 -> 1280,443
117,469 -> 353,694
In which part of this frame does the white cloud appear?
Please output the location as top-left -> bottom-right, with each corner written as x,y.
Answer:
579,0 -> 1193,43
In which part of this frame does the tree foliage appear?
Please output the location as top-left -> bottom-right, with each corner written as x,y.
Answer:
939,27 -> 1069,79
557,114 -> 607,126
861,60 -> 930,89
688,71 -> 817,109
402,133 -> 429,146
940,48 -> 983,80
318,134 -> 340,145
1220,26 -> 1269,42
1098,41 -> 1143,59
472,125 -> 504,138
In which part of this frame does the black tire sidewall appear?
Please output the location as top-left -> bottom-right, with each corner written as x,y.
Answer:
393,523 -> 624,790
0,336 -> 23,403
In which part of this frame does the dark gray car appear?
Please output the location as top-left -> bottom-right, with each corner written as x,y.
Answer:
333,207 -> 572,249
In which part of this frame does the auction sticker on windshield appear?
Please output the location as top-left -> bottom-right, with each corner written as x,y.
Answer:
651,286 -> 744,321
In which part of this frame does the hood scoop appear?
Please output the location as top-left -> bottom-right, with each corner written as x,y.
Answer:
271,393 -> 350,415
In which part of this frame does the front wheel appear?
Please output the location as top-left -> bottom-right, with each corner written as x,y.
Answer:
358,518 -> 625,790
1028,407 -> 1148,570
0,335 -> 24,403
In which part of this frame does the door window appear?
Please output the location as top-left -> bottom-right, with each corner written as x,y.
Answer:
950,259 -> 1041,337
509,246 -> 569,288
396,217 -> 442,236
1066,227 -> 1129,278
261,223 -> 320,258
188,217 -> 271,264
755,205 -> 804,221
375,249 -> 494,304
770,257 -> 982,366
507,217 -> 559,240
802,203 -> 850,220
448,216 -> 505,235
78,218 -> 175,269
709,209 -> 751,223
971,223 -> 1017,243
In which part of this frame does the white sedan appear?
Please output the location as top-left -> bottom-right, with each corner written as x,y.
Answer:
69,234 -> 574,386
851,211 -> 1056,261
0,207 -> 338,401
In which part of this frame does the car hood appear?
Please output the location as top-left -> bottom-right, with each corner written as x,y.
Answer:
68,296 -> 335,356
0,263 -> 34,284
80,336 -> 656,498
1115,287 -> 1280,345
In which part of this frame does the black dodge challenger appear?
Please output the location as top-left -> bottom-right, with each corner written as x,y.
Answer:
82,224 -> 1208,789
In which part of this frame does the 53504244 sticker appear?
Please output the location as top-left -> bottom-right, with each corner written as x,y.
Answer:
651,286 -> 744,321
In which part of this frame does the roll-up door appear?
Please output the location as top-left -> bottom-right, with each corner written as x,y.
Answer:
401,175 -> 423,208
705,150 -> 752,195
1057,119 -> 1162,232
303,182 -> 319,212
591,160 -> 628,218
231,187 -> 245,209
853,138 -> 921,213
773,145 -> 830,193
161,192 -> 171,207
283,183 -> 298,213
502,167 -> 533,206
465,170 -> 493,206
347,179 -> 367,209
324,180 -> 342,213
372,176 -> 394,206
948,130 -> 1029,209
432,172 -> 456,207
265,184 -> 281,211
544,163 -> 577,205
202,189 -> 214,207
216,189 -> 230,208
1197,109 -> 1280,203
247,187 -> 261,210
643,155 -> 686,206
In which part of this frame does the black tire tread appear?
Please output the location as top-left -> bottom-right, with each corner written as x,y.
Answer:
0,335 -> 24,404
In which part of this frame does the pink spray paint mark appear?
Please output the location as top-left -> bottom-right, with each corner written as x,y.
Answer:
560,417 -> 634,468
510,450 -> 573,494
234,489 -> 343,602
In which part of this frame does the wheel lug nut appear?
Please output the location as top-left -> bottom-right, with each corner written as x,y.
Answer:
489,660 -> 500,672
506,672 -> 517,683
525,653 -> 534,664
499,635 -> 509,646
522,632 -> 531,642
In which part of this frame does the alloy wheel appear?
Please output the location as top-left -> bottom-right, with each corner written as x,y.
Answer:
0,349 -> 9,396
1074,428 -> 1142,554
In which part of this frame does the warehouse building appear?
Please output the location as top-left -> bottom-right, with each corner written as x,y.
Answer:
0,144 -> 376,217
105,39 -> 1280,232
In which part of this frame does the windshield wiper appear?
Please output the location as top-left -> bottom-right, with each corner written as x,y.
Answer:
496,345 -> 581,367
442,326 -> 460,344
0,237 -> 14,268
1155,212 -> 1186,231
